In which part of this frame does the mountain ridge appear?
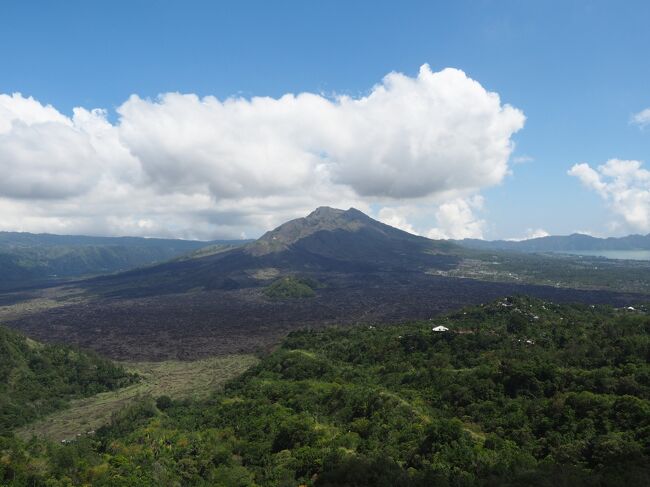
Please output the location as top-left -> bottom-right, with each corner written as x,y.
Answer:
87,206 -> 460,296
248,206 -> 434,256
456,232 -> 650,252
5,208 -> 646,362
0,232 -> 247,290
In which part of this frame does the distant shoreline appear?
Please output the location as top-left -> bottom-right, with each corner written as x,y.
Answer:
552,249 -> 650,261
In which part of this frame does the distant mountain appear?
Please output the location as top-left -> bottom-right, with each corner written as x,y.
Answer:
0,231 -> 245,290
89,207 -> 461,296
249,206 -> 458,262
456,233 -> 650,253
9,210 -> 646,362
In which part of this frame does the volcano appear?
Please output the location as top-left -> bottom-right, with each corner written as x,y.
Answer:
88,207 -> 460,296
8,208 -> 641,360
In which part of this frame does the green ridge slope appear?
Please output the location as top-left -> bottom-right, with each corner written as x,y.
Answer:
0,326 -> 137,435
1,297 -> 649,486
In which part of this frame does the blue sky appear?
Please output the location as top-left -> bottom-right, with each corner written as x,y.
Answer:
1,0 -> 649,239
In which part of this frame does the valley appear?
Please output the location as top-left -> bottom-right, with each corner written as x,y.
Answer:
1,208 -> 647,362
16,354 -> 257,443
3,8 -> 649,484
0,231 -> 245,291
432,251 -> 650,294
1,207 -> 649,486
3,297 -> 648,485
1,271 -> 643,361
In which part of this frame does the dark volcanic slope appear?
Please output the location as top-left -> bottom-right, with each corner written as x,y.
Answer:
0,231 -> 246,291
4,207 -> 646,360
6,273 -> 642,360
87,207 -> 460,297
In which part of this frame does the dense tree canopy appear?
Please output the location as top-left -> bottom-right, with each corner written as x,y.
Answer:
1,297 -> 648,485
0,325 -> 137,435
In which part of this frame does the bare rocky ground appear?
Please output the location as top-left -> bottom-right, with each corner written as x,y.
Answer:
1,272 -> 643,361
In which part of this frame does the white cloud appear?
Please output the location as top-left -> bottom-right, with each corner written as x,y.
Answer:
0,95 -> 107,199
377,207 -> 418,234
512,155 -> 533,164
506,228 -> 550,241
572,229 -> 601,237
0,66 -> 524,239
426,196 -> 486,240
631,108 -> 650,128
0,93 -> 70,130
117,65 -> 524,201
524,228 -> 550,239
323,66 -> 524,198
375,197 -> 486,240
569,159 -> 650,233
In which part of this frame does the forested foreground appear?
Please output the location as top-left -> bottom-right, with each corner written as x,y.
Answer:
2,297 -> 649,486
0,326 -> 137,435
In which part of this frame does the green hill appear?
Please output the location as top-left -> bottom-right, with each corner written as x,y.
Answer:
2,297 -> 648,485
264,276 -> 318,299
0,231 -> 246,290
0,325 -> 137,435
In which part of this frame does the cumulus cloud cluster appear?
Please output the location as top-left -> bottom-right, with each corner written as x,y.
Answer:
0,65 -> 525,239
569,159 -> 650,233
426,196 -> 487,240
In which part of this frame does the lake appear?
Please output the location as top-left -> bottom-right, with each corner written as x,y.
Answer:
556,250 -> 650,261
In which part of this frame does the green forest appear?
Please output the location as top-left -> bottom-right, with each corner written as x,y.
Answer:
264,276 -> 319,299
0,326 -> 137,436
1,297 -> 649,486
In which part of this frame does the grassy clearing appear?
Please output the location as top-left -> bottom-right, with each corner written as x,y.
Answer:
16,354 -> 258,442
0,286 -> 86,321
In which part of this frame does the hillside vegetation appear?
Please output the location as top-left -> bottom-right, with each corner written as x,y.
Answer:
0,326 -> 137,435
16,355 -> 258,443
264,276 -> 318,299
0,231 -> 243,290
1,297 -> 648,485
436,251 -> 650,294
